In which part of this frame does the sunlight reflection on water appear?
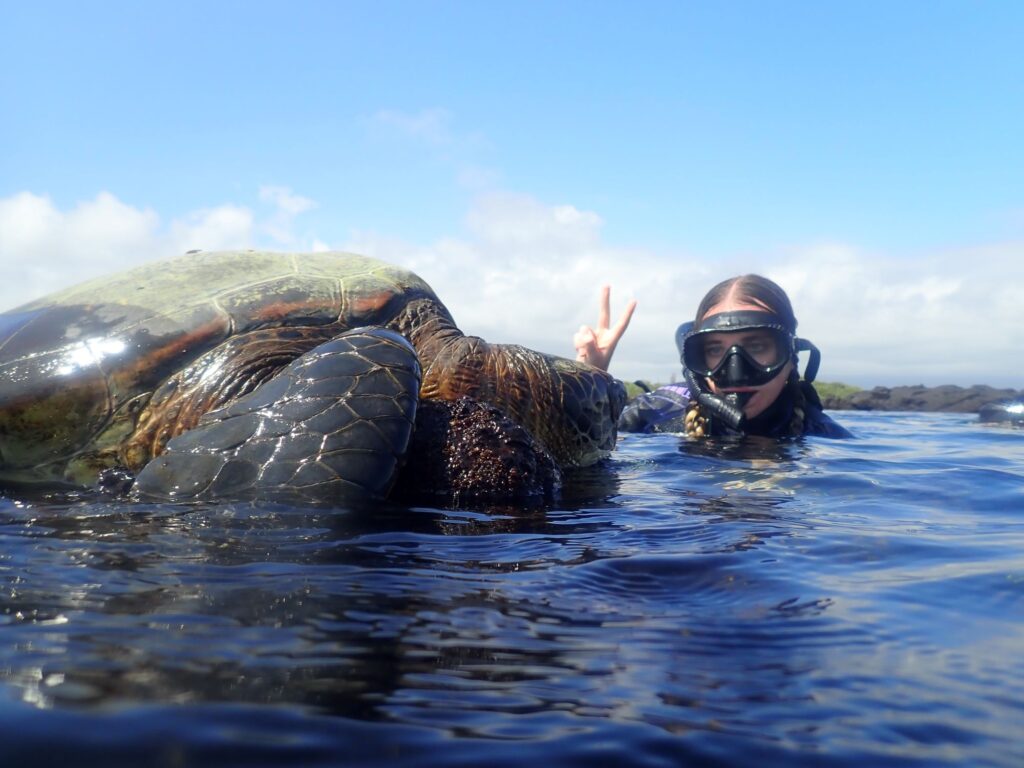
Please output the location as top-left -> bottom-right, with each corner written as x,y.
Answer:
1,411 -> 1023,767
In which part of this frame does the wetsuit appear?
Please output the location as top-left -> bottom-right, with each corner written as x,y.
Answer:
618,380 -> 852,438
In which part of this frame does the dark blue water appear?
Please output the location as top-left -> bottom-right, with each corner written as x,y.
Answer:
1,411 -> 1022,767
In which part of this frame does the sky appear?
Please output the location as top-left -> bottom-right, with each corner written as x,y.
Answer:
2,1 -> 1022,387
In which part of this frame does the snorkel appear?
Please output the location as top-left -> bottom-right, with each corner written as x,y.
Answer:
683,365 -> 749,431
675,311 -> 822,435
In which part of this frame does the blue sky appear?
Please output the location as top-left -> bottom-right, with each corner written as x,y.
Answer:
2,1 -> 1022,386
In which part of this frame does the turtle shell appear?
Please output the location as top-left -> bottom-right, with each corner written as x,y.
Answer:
0,251 -> 446,485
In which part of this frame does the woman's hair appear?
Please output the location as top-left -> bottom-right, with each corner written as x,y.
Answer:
694,274 -> 797,333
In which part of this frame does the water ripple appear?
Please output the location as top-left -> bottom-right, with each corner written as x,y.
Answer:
2,411 -> 1024,766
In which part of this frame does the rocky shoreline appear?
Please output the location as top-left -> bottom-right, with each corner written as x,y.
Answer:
821,384 -> 1023,413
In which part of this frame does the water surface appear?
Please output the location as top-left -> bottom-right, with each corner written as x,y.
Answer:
2,411 -> 1022,767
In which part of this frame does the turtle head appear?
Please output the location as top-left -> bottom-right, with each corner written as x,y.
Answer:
540,356 -> 626,466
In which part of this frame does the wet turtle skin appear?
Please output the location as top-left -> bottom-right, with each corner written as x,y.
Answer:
131,327 -> 422,504
0,251 -> 624,500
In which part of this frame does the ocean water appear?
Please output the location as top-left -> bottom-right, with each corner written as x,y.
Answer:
1,411 -> 1022,768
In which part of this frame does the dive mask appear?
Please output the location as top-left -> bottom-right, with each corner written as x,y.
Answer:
675,310 -> 821,389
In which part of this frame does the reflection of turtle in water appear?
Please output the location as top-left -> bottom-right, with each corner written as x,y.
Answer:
0,251 -> 625,504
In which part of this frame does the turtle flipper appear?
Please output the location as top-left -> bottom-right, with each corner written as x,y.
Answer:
132,328 -> 420,504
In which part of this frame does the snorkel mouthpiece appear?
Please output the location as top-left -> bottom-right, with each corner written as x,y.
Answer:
698,391 -> 747,432
684,368 -> 747,432
726,391 -> 754,410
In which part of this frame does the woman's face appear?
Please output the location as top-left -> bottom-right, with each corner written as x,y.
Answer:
700,299 -> 793,420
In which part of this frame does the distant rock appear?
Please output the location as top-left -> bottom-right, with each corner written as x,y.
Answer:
822,384 -> 1023,413
979,401 -> 1024,425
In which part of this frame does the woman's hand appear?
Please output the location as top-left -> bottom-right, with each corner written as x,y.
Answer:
573,285 -> 636,372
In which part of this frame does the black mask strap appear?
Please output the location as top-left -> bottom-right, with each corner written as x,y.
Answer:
796,338 -> 820,383
674,321 -> 693,363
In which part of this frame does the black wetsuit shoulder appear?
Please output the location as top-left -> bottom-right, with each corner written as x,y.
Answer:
804,409 -> 853,438
798,381 -> 853,438
617,380 -> 853,438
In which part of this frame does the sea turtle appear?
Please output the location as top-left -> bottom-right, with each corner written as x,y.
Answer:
0,251 -> 625,504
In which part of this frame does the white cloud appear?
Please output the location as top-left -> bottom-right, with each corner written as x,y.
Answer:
344,191 -> 709,382
65,192 -> 160,252
258,185 -> 316,246
3,188 -> 1021,388
0,189 -> 322,311
169,204 -> 255,254
0,192 -> 162,306
770,241 -> 1024,386
465,191 -> 603,248
258,185 -> 315,217
347,196 -> 1024,388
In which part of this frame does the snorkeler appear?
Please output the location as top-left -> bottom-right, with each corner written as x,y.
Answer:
574,274 -> 852,439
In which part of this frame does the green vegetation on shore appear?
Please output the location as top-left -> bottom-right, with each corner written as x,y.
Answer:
813,381 -> 862,401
